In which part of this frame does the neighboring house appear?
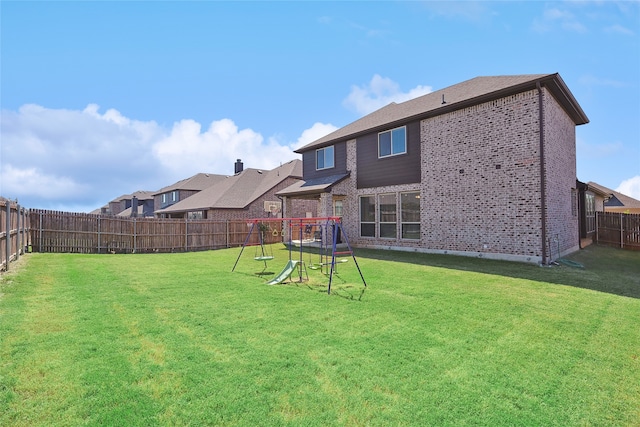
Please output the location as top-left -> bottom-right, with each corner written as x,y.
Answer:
587,181 -> 640,214
155,159 -> 316,220
109,191 -> 155,217
576,180 -> 610,246
279,73 -> 589,265
153,171 -> 229,212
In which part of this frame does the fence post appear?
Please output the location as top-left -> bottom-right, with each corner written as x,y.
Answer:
5,202 -> 10,271
16,204 -> 21,259
97,216 -> 101,253
620,213 -> 624,249
133,218 -> 137,253
185,217 -> 188,252
39,211 -> 43,253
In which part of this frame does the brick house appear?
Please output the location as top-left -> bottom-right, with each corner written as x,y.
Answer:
153,171 -> 228,213
107,190 -> 155,217
278,74 -> 589,265
576,180 -> 610,246
155,159 -> 316,220
586,181 -> 640,214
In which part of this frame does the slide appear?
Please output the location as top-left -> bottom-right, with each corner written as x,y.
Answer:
266,260 -> 300,285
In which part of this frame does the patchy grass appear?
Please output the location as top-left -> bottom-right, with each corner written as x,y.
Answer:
1,244 -> 638,426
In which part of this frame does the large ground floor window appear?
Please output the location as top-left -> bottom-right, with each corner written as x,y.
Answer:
360,195 -> 375,237
401,192 -> 420,239
358,191 -> 421,240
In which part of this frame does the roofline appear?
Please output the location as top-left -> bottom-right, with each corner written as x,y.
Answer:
295,74 -> 589,153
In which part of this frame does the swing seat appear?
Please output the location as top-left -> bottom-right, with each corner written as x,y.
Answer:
254,256 -> 274,261
308,259 -> 348,269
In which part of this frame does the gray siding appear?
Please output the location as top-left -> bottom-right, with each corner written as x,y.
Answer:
302,140 -> 348,180
356,121 -> 421,189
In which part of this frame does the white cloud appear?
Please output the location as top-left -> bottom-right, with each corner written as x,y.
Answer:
604,24 -> 635,36
421,2 -> 494,23
532,7 -> 587,33
0,164 -> 90,200
577,138 -> 623,158
343,74 -> 432,116
294,122 -> 338,150
616,176 -> 640,200
578,74 -> 627,88
0,104 -> 316,212
152,118 -> 298,177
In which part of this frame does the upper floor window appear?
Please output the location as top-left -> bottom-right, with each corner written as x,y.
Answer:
316,145 -> 335,170
378,126 -> 406,158
172,191 -> 178,202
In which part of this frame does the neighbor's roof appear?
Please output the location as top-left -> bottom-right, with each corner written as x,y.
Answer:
152,172 -> 227,195
111,190 -> 155,202
155,159 -> 302,213
296,73 -> 589,153
117,205 -> 150,217
587,182 -> 640,209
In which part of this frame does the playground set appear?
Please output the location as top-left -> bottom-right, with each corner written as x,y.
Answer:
231,217 -> 367,295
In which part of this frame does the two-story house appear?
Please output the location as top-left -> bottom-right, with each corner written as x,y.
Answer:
155,159 -> 316,220
278,73 -> 589,265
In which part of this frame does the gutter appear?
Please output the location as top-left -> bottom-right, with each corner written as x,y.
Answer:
538,82 -> 548,265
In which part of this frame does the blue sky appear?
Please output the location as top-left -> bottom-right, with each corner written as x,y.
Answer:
1,1 -> 639,212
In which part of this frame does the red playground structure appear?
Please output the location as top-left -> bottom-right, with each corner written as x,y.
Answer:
231,217 -> 367,295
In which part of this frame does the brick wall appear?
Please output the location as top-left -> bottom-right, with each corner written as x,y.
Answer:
542,88 -> 579,260
325,88 -> 579,264
420,89 -> 544,261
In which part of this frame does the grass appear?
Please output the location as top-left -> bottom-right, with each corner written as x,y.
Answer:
1,244 -> 639,426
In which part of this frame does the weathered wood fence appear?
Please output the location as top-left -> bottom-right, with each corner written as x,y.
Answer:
28,210 -> 283,254
596,212 -> 640,251
0,199 -> 31,271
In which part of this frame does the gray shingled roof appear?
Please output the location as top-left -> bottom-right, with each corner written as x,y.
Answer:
277,173 -> 350,197
587,182 -> 640,209
156,159 -> 302,213
152,173 -> 227,195
113,190 -> 155,202
296,73 -> 588,153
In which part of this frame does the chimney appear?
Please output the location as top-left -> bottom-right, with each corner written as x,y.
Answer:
131,196 -> 138,218
234,159 -> 244,174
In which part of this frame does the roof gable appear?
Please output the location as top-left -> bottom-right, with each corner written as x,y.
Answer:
153,173 -> 227,195
587,181 -> 640,209
296,73 -> 588,153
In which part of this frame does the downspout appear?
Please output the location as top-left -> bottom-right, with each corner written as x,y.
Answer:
537,82 -> 548,265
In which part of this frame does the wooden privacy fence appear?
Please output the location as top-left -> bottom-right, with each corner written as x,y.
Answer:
0,199 -> 31,271
29,210 -> 283,254
596,212 -> 640,251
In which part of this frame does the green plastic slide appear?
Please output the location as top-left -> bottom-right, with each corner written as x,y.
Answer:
266,260 -> 300,285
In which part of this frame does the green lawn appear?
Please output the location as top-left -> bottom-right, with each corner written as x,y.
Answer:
1,244 -> 638,426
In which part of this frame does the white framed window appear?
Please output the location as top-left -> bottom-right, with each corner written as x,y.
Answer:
379,193 -> 397,238
378,126 -> 407,158
187,211 -> 204,220
400,192 -> 420,240
316,145 -> 335,170
172,191 -> 178,202
359,195 -> 375,237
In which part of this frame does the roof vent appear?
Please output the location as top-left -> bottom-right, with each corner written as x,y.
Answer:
442,94 -> 446,105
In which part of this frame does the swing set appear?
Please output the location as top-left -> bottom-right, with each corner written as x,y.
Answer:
231,217 -> 367,294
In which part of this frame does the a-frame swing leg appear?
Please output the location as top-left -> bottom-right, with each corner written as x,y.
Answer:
232,222 -> 256,272
327,221 -> 367,295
